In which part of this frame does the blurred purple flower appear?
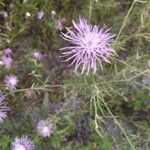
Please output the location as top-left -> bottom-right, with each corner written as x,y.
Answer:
55,19 -> 65,31
2,11 -> 8,18
37,10 -> 44,19
0,11 -> 8,18
33,51 -> 43,61
0,90 -> 10,123
12,135 -> 35,150
37,120 -> 53,138
1,56 -> 13,68
60,18 -> 115,74
0,91 -> 5,101
4,48 -> 13,56
4,75 -> 18,90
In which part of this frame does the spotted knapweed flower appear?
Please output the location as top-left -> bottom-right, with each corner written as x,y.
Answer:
55,18 -> 66,31
37,120 -> 53,138
4,75 -> 18,90
0,90 -> 10,122
33,51 -> 43,61
1,11 -> 8,18
1,56 -> 13,68
37,10 -> 44,19
4,48 -> 13,56
12,135 -> 35,150
60,18 -> 115,74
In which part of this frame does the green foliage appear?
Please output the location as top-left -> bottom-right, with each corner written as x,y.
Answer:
0,135 -> 11,150
0,0 -> 150,149
90,132 -> 112,150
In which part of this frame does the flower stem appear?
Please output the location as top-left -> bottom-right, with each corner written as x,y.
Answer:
116,0 -> 136,41
101,99 -> 136,150
116,0 -> 147,41
89,0 -> 93,21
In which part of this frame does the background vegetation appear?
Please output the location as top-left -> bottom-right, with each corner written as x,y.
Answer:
0,0 -> 150,149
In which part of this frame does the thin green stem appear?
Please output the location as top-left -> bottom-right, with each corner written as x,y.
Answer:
89,0 -> 93,21
116,0 -> 147,41
93,97 -> 103,138
93,85 -> 137,149
101,99 -> 136,150
116,0 -> 136,41
14,87 -> 52,92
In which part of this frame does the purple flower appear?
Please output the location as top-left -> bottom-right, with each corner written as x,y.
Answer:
1,56 -> 13,68
4,75 -> 18,90
0,91 -> 5,101
2,11 -> 8,18
4,48 -> 13,56
37,120 -> 53,138
12,135 -> 35,150
60,18 -> 115,74
37,10 -> 44,19
0,90 -> 10,122
33,51 -> 43,61
55,19 -> 65,31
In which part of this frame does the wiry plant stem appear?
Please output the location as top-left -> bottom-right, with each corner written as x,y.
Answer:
92,84 -> 136,150
116,0 -> 136,41
116,0 -> 147,41
101,98 -> 136,150
89,0 -> 93,21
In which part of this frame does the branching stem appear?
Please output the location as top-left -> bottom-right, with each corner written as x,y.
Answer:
116,0 -> 147,41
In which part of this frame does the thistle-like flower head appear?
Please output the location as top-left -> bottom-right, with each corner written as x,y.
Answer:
55,18 -> 66,31
37,120 -> 53,138
60,18 -> 115,74
1,56 -> 13,68
33,51 -> 43,61
37,10 -> 44,19
12,135 -> 35,150
4,48 -> 13,56
0,90 -> 10,122
4,75 -> 18,90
